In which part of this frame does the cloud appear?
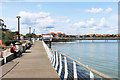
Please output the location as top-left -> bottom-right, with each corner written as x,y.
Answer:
73,18 -> 95,27
86,8 -> 103,13
37,4 -> 42,9
18,11 -> 56,34
18,11 -> 53,27
86,8 -> 112,14
72,17 -> 118,34
104,8 -> 112,13
73,21 -> 85,27
86,18 -> 95,26
110,14 -> 118,21
98,17 -> 106,27
65,19 -> 71,23
17,11 -> 71,34
55,18 -> 71,23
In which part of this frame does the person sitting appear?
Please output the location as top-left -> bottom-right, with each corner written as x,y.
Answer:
10,45 -> 17,58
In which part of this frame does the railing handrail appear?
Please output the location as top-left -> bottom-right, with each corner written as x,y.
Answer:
57,51 -> 115,80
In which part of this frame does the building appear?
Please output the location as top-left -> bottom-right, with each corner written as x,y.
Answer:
95,34 -> 103,37
102,34 -> 111,37
50,32 -> 56,37
88,34 -> 95,37
41,32 -> 66,39
116,34 -> 120,37
55,32 -> 66,38
42,34 -> 53,40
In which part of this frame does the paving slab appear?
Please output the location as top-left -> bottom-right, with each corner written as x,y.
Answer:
2,41 -> 60,79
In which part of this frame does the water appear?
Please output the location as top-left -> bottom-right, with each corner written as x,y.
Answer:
51,40 -> 118,78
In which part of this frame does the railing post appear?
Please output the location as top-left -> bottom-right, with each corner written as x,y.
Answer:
73,61 -> 77,80
90,71 -> 94,80
52,52 -> 55,67
48,49 -> 52,62
51,53 -> 54,63
55,51 -> 58,70
58,53 -> 62,76
64,56 -> 68,79
4,50 -> 7,64
51,49 -> 54,63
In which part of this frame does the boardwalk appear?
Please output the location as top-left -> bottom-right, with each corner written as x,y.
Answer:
1,41 -> 60,79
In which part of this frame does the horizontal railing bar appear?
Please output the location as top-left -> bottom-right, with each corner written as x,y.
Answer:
57,51 -> 115,80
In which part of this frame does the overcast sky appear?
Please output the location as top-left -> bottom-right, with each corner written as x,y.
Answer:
1,2 -> 118,35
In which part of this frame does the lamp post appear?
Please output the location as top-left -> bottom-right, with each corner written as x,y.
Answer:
29,27 -> 31,41
16,16 -> 21,42
29,27 -> 31,34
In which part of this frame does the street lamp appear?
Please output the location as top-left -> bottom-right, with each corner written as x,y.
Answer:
29,27 -> 31,34
16,16 -> 21,42
29,27 -> 31,41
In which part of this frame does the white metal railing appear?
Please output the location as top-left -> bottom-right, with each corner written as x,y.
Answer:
58,53 -> 62,76
42,40 -> 53,62
42,40 -> 114,80
3,50 -> 7,64
73,61 -> 77,79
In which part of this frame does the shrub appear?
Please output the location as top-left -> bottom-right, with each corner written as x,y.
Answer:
3,40 -> 18,46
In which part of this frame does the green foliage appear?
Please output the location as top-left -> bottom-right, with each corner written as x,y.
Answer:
79,36 -> 83,38
104,34 -> 117,37
2,31 -> 16,41
39,35 -> 42,38
2,40 -> 18,46
86,35 -> 90,37
70,35 -> 76,37
66,35 -> 69,37
2,30 -> 18,45
25,33 -> 37,38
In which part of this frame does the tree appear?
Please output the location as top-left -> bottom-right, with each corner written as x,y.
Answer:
25,33 -> 36,38
0,19 -> 4,29
39,35 -> 42,38
4,25 -> 7,29
66,35 -> 69,37
86,35 -> 90,37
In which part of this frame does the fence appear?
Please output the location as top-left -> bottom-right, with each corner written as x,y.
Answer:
42,40 -> 115,80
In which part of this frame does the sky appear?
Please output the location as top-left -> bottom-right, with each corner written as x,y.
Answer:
1,2 -> 118,35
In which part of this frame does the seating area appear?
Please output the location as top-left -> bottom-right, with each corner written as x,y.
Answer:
0,40 -> 34,66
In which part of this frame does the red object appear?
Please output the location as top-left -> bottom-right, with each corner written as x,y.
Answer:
0,40 -> 2,46
10,47 -> 15,53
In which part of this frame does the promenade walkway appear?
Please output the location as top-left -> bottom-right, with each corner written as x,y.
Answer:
1,41 -> 60,79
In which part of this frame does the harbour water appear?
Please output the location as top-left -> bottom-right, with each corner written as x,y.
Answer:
51,40 -> 118,78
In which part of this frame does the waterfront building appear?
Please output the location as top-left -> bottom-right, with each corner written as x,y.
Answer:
116,34 -> 120,37
95,34 -> 103,37
42,32 -> 66,39
42,34 -> 53,40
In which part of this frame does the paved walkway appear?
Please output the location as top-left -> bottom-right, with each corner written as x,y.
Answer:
2,41 -> 60,79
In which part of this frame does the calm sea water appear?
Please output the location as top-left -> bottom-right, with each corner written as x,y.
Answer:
51,40 -> 118,78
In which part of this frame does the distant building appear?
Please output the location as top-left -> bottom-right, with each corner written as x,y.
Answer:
56,32 -> 66,38
102,34 -> 111,37
41,32 -> 66,39
50,32 -> 56,37
88,34 -> 95,37
42,34 -> 53,40
95,34 -> 103,37
116,34 -> 120,37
